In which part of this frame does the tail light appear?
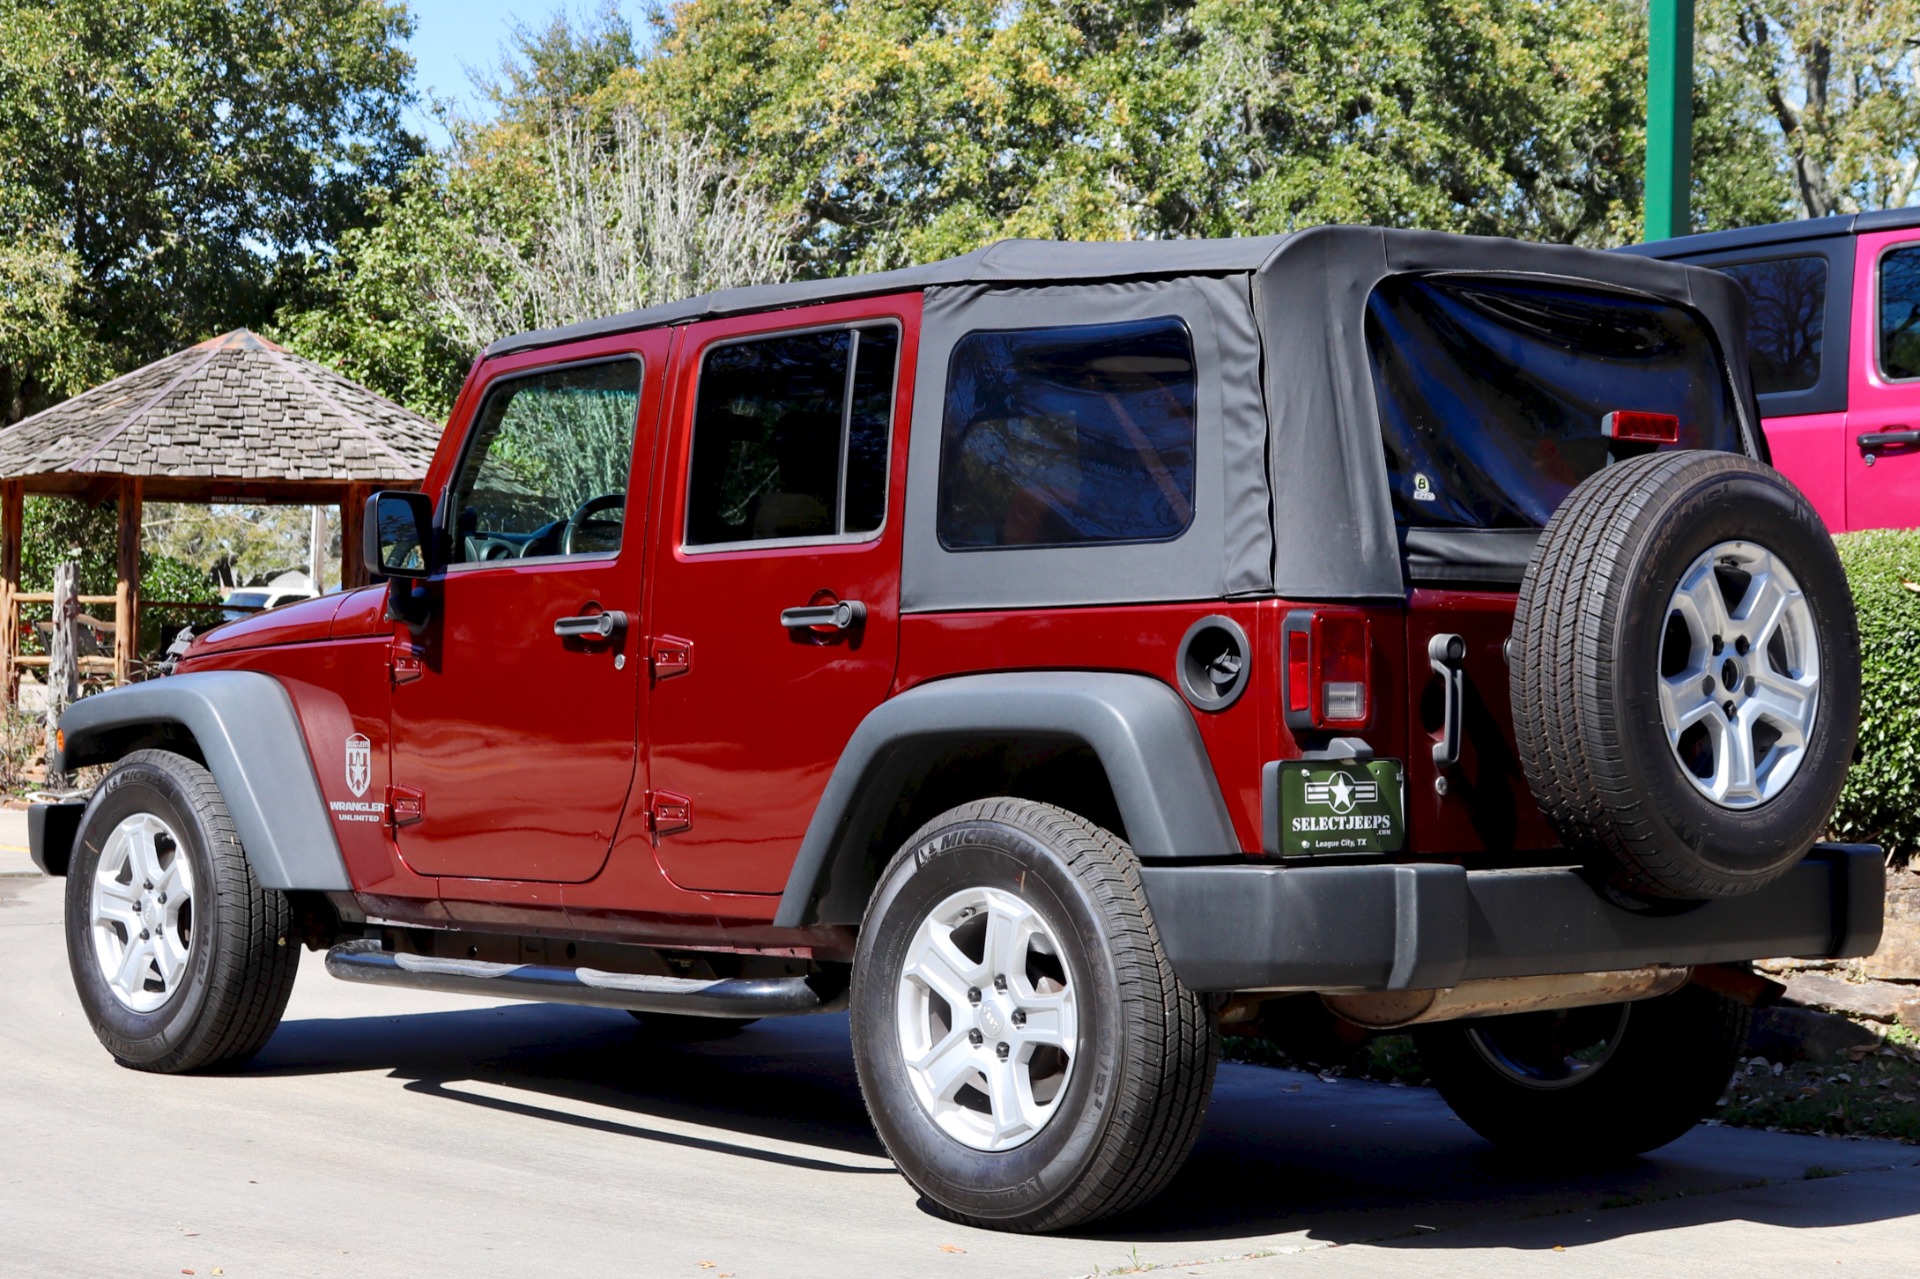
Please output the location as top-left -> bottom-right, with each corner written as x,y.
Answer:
1281,609 -> 1372,732
1601,410 -> 1680,444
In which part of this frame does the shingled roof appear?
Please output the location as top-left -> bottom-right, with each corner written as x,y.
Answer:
0,330 -> 437,485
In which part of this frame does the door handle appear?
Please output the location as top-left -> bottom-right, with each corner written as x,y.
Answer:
1429,633 -> 1465,775
780,600 -> 867,631
554,610 -> 627,639
1858,428 -> 1919,451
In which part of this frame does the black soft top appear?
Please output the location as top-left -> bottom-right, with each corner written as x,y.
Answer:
492,228 -> 1763,608
1616,206 -> 1920,262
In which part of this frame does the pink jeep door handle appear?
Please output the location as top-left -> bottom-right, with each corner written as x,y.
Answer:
1858,427 -> 1919,451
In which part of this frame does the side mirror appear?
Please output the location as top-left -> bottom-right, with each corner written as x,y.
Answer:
364,491 -> 435,580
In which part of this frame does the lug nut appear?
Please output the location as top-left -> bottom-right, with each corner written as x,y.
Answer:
967,987 -> 981,1005
1735,636 -> 1750,655
143,881 -> 153,891
1724,700 -> 1738,719
1012,1009 -> 1026,1026
1701,677 -> 1715,696
993,975 -> 1007,992
157,893 -> 166,904
1711,635 -> 1724,655
139,929 -> 150,940
996,1042 -> 1010,1059
968,1029 -> 983,1046
1744,676 -> 1756,697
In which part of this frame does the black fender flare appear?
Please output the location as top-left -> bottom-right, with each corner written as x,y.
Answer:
773,671 -> 1240,927
53,671 -> 349,891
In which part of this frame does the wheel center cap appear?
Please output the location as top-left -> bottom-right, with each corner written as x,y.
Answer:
143,900 -> 162,931
979,1002 -> 1005,1038
1721,657 -> 1740,692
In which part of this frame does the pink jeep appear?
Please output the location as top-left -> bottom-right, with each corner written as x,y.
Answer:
1625,207 -> 1920,532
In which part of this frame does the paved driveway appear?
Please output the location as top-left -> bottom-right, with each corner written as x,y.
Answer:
2,873 -> 1916,1277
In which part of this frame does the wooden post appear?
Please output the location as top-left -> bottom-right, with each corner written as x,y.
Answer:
45,561 -> 78,783
114,478 -> 143,686
0,480 -> 21,706
341,483 -> 372,590
309,503 -> 329,594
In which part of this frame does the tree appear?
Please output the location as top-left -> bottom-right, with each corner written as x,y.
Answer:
281,7 -> 794,418
0,0 -> 420,422
1702,1 -> 1920,219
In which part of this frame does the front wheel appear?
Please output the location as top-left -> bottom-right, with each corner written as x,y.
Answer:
851,799 -> 1215,1233
64,750 -> 300,1073
1413,984 -> 1750,1158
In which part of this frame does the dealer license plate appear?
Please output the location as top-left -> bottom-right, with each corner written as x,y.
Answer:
1277,759 -> 1406,855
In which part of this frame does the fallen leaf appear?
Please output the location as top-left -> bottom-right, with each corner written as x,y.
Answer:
940,1244 -> 967,1253
697,1264 -> 716,1270
212,1271 -> 223,1277
1900,580 -> 1920,594
1552,1245 -> 1566,1252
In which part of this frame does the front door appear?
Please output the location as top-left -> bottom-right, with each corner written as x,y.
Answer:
1846,229 -> 1920,531
390,336 -> 666,882
645,298 -> 917,894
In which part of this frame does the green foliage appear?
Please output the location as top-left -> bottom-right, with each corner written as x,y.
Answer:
1831,530 -> 1920,861
0,0 -> 420,423
19,497 -> 222,660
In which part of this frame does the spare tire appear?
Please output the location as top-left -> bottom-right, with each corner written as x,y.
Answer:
1511,451 -> 1858,900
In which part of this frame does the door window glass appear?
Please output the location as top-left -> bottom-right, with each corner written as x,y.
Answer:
936,317 -> 1198,550
685,325 -> 900,547
1880,244 -> 1920,380
1719,257 -> 1827,394
448,360 -> 641,563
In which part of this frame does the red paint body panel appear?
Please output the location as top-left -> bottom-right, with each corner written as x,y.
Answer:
896,602 -> 1272,853
191,592 -> 351,656
642,295 -> 921,895
1402,590 -> 1560,858
1845,228 -> 1920,531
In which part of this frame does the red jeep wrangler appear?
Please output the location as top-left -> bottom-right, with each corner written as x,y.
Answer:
33,228 -> 1882,1232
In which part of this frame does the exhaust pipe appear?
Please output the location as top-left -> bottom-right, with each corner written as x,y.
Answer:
325,939 -> 844,1018
1321,966 -> 1691,1030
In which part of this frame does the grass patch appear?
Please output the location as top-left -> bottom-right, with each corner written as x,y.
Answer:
1717,1045 -> 1920,1142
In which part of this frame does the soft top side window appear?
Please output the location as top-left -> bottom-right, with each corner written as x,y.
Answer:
936,317 -> 1198,551
448,359 -> 642,564
685,323 -> 900,548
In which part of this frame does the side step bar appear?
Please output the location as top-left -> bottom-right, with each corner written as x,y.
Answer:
324,939 -> 845,1018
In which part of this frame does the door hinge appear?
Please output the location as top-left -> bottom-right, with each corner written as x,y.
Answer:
387,784 -> 424,827
645,789 -> 692,836
648,634 -> 692,681
390,638 -> 423,686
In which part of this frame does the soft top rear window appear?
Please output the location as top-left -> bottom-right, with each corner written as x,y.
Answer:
1366,275 -> 1744,530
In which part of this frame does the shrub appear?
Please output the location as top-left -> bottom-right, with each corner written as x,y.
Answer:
1830,529 -> 1920,862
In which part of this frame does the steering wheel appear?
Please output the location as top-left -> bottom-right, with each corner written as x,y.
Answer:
562,492 -> 626,556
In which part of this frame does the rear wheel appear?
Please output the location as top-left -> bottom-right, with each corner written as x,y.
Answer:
1414,984 -> 1750,1158
64,750 -> 300,1073
851,798 -> 1215,1232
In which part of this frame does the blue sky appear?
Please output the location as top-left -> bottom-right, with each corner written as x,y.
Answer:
402,0 -> 643,145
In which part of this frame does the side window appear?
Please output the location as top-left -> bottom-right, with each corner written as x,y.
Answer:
936,317 -> 1197,550
685,324 -> 900,547
1880,244 -> 1920,381
449,359 -> 642,564
1720,257 -> 1827,395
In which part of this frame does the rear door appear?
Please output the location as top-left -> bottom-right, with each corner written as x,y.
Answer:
1846,228 -> 1920,530
644,297 -> 917,894
1364,274 -> 1750,855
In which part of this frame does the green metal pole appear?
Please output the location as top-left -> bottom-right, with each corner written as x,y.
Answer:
1645,0 -> 1695,240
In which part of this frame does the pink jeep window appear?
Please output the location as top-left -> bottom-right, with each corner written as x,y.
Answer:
1880,244 -> 1920,380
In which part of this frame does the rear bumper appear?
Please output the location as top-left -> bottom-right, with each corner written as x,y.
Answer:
1139,844 -> 1884,994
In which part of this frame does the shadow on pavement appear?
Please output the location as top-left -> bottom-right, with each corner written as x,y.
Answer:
251,1001 -> 1920,1247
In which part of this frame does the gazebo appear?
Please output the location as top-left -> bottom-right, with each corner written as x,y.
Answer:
0,330 -> 438,696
